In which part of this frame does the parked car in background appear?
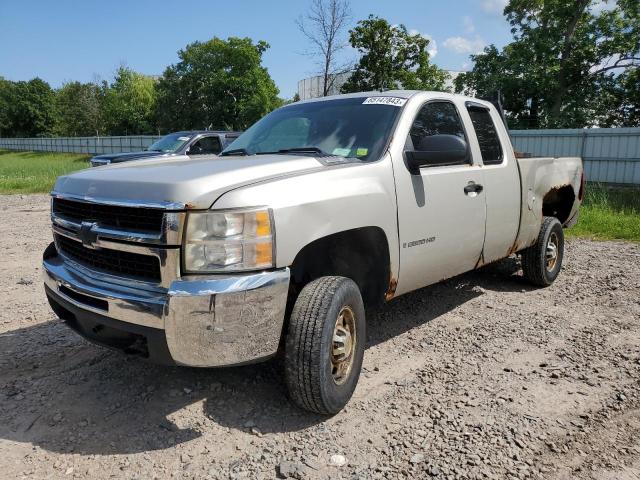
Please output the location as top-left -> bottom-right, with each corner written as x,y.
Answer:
89,131 -> 241,167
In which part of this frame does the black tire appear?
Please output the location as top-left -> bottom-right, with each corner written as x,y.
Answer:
284,276 -> 366,414
521,216 -> 565,287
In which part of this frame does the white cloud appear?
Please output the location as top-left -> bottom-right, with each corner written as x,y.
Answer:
408,29 -> 438,59
463,16 -> 475,34
443,36 -> 487,54
591,0 -> 617,14
480,0 -> 508,16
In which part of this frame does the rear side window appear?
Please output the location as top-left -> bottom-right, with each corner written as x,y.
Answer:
467,107 -> 503,165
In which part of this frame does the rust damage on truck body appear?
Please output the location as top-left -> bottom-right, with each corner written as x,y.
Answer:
506,239 -> 529,256
542,183 -> 576,226
474,251 -> 486,269
385,274 -> 398,301
503,180 -> 579,258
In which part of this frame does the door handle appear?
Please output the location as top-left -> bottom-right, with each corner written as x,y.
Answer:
464,182 -> 484,195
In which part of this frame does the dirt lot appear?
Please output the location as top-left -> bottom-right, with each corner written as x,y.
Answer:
1,194 -> 639,480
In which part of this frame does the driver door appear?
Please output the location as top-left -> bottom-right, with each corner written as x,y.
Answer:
394,99 -> 486,295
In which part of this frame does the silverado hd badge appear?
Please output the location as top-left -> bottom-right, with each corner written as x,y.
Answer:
403,237 -> 436,248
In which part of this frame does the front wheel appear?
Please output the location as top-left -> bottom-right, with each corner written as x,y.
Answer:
521,216 -> 565,287
284,276 -> 366,414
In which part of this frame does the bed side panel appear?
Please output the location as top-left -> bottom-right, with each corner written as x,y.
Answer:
515,156 -> 583,251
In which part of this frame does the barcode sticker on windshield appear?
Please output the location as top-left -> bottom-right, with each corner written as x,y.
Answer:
362,97 -> 407,107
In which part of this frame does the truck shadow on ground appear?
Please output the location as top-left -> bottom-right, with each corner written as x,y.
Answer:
0,260 -> 534,455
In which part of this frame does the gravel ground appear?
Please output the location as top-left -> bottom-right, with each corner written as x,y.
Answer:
1,194 -> 639,480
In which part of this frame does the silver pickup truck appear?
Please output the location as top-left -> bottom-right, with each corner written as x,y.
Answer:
43,91 -> 584,414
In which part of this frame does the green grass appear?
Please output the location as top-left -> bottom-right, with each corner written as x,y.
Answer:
567,183 -> 640,242
0,150 -> 90,194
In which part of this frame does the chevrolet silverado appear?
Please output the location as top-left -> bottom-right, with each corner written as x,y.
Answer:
43,91 -> 584,414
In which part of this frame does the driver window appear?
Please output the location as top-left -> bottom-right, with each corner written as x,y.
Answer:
410,102 -> 467,153
257,117 -> 310,151
190,136 -> 222,155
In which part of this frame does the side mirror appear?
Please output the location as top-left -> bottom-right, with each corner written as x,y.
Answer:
405,134 -> 468,174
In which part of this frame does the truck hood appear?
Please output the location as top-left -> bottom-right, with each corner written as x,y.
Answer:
54,154 -> 325,209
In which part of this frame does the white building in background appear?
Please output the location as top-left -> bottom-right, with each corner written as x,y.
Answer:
297,70 -> 465,100
297,73 -> 353,100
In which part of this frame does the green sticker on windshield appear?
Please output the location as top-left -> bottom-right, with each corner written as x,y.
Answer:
332,148 -> 351,157
356,148 -> 369,156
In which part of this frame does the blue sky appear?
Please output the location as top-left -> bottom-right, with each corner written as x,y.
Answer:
0,0 -> 513,98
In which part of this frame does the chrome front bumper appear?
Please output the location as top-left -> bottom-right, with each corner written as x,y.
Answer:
43,246 -> 290,367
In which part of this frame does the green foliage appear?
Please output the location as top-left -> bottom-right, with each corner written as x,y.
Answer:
0,77 -> 12,136
156,37 -> 281,131
1,69 -> 157,138
1,34 -> 281,137
0,150 -> 89,194
567,183 -> 640,242
594,65 -> 640,127
55,81 -> 106,136
341,16 -> 449,93
103,67 -> 157,135
0,77 -> 57,137
455,0 -> 640,128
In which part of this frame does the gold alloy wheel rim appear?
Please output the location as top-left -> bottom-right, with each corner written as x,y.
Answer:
546,232 -> 559,272
331,306 -> 357,385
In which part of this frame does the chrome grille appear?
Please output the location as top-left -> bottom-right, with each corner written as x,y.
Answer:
56,234 -> 162,283
52,197 -> 165,234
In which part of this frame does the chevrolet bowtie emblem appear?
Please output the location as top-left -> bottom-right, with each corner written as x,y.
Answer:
79,221 -> 99,247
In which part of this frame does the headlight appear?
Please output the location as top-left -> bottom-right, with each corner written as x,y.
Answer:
183,208 -> 274,273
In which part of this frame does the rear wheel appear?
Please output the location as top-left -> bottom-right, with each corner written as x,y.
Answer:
521,216 -> 564,287
284,276 -> 365,414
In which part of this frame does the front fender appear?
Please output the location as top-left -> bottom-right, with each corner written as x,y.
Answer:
212,155 -> 400,281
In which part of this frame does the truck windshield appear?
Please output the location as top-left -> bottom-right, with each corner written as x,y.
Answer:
147,133 -> 191,153
223,97 -> 401,161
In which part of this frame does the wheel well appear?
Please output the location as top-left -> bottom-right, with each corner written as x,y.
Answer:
542,185 -> 575,225
289,227 -> 391,308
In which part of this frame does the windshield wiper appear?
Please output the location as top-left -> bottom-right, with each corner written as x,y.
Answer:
220,148 -> 249,157
276,147 -> 331,156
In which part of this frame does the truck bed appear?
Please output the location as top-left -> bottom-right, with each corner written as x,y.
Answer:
514,156 -> 583,252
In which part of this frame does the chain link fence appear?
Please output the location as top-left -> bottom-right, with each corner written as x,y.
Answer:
0,136 -> 162,155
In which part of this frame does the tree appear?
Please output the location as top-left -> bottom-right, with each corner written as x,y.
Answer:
1,78 -> 57,137
297,0 -> 352,96
0,77 -> 13,137
341,16 -> 449,93
156,37 -> 281,132
597,66 -> 640,126
55,81 -> 105,136
103,67 -> 157,135
455,0 -> 640,128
